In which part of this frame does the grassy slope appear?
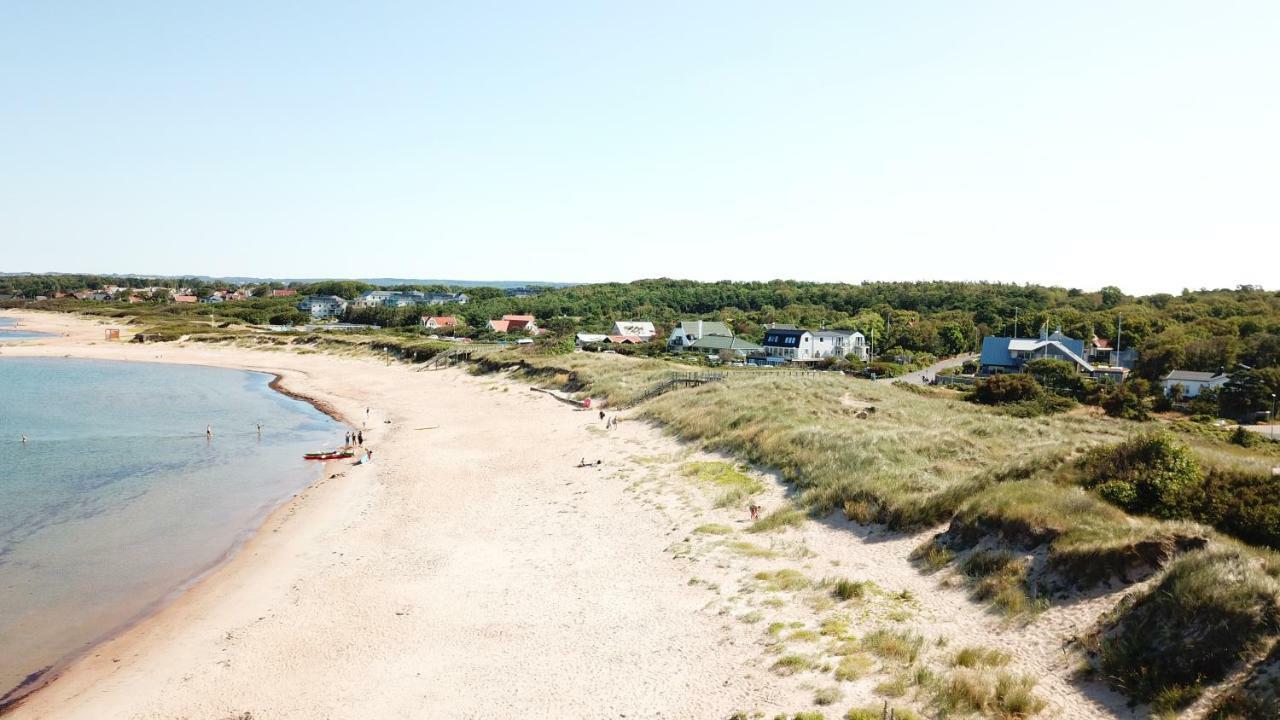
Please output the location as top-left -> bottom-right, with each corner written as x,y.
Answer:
465,348 -> 1280,713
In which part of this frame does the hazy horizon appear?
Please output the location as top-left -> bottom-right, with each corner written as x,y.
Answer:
4,2 -> 1278,295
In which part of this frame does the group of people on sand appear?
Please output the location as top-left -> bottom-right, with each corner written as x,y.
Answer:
597,410 -> 619,430
345,430 -> 364,446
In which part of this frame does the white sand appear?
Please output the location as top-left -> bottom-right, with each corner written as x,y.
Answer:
2,311 -> 1136,719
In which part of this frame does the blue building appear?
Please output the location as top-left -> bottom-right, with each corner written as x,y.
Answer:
979,327 -> 1093,376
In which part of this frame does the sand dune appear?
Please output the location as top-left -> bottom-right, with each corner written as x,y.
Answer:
1,311 -> 1132,719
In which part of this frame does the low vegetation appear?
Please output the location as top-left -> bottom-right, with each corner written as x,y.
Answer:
1091,546 -> 1280,710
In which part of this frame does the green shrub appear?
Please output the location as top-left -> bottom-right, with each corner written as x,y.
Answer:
970,374 -> 1043,405
1078,432 -> 1202,518
826,577 -> 872,602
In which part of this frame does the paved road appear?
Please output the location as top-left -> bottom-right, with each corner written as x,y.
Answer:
876,353 -> 978,385
1242,423 -> 1279,441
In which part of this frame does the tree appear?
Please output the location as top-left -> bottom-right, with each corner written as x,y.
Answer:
1025,358 -> 1087,399
971,374 -> 1043,404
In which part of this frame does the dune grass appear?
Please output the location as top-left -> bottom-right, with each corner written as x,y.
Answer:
1091,545 -> 1280,710
462,351 -> 1280,710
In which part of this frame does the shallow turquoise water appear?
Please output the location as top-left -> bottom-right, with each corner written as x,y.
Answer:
0,358 -> 346,704
0,317 -> 54,341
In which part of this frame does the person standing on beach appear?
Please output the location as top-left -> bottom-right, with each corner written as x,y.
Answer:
357,430 -> 364,446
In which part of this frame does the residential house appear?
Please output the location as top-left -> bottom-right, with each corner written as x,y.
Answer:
271,289 -> 298,297
687,334 -> 764,358
505,287 -> 539,299
199,295 -> 224,304
421,315 -> 460,330
1161,370 -> 1230,398
173,295 -> 198,303
978,327 -> 1093,375
424,292 -> 469,305
763,328 -> 816,361
298,295 -> 348,319
1088,335 -> 1138,370
576,333 -> 609,345
610,321 -> 656,340
667,320 -> 734,350
812,329 -> 869,362
488,314 -> 539,333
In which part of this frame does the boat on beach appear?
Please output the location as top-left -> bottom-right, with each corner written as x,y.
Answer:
303,451 -> 354,460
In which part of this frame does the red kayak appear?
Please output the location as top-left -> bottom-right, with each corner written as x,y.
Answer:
303,451 -> 354,460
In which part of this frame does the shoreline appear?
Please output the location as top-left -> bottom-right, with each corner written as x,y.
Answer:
0,347 -> 352,714
0,310 -> 1131,719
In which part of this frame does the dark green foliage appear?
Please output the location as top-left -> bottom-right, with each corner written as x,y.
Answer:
1097,547 -> 1280,707
1181,467 -> 1280,549
1025,358 -> 1088,399
1099,381 -> 1150,420
969,374 -> 1042,405
1220,369 -> 1280,420
1078,433 -> 1202,518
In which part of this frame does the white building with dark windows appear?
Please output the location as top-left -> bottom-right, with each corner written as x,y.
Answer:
298,295 -> 348,319
763,328 -> 816,361
812,329 -> 869,362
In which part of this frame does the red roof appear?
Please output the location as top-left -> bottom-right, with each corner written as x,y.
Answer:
174,295 -> 198,303
1092,336 -> 1111,349
271,289 -> 298,297
423,316 -> 459,327
488,319 -> 511,332
607,335 -> 644,344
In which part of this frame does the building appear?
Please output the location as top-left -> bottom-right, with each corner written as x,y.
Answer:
488,314 -> 539,333
1161,370 -> 1230,398
667,320 -> 734,350
199,295 -> 224,304
271,289 -> 298,297
978,327 -> 1093,375
763,328 -> 816,361
421,315 -> 460,330
298,295 -> 348,319
609,321 -> 656,340
173,295 -> 198,303
687,334 -> 764,357
812,329 -> 869,362
423,292 -> 469,305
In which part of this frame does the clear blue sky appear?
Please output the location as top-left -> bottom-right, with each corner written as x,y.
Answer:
2,2 -> 1277,294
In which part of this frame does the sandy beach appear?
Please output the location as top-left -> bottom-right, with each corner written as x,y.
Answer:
0,311 -> 1133,719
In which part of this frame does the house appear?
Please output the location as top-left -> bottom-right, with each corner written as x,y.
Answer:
576,333 -> 608,345
812,329 -> 869,362
1161,370 -> 1230,398
126,295 -> 145,304
298,295 -> 348,319
271,289 -> 298,297
199,295 -> 224,304
488,314 -> 539,333
1088,335 -> 1138,370
423,292 -> 469,305
978,327 -> 1093,375
610,321 -> 656,340
686,334 -> 764,357
763,328 -> 817,361
173,295 -> 198,303
421,315 -> 460,330
505,287 -> 539,299
668,320 -> 734,350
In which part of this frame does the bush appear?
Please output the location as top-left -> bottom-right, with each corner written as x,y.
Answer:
970,374 -> 1043,405
1096,546 -> 1280,706
1099,382 -> 1150,420
1078,433 -> 1202,518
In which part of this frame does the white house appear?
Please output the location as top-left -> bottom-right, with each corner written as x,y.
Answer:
298,295 -> 348,319
763,328 -> 816,361
1162,370 -> 1230,398
610,321 -> 656,341
812,329 -> 869,362
668,320 -> 733,350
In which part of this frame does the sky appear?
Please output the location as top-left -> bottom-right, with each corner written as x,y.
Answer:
2,2 -> 1278,294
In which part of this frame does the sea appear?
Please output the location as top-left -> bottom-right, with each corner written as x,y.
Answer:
0,318 -> 54,341
0,357 -> 346,706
